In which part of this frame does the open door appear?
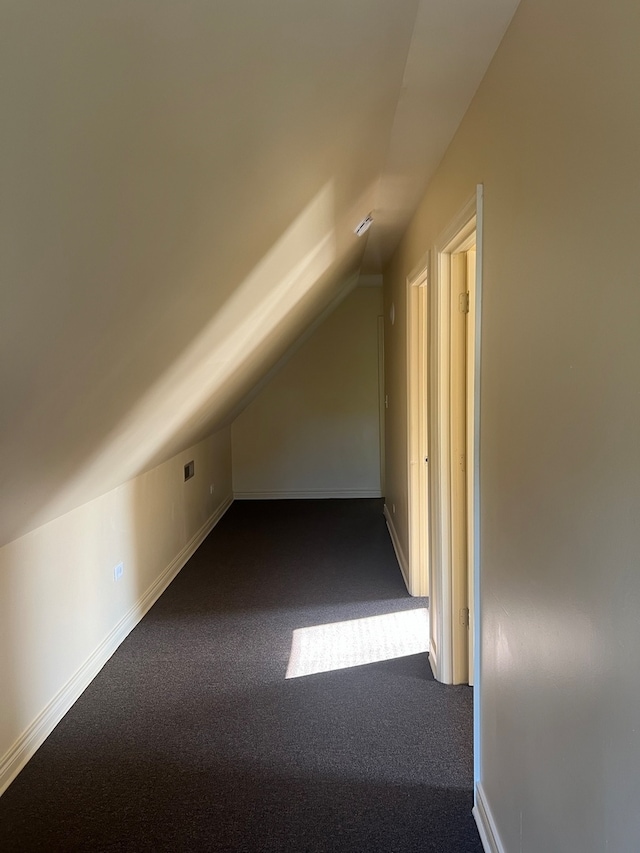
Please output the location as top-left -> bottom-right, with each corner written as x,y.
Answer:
429,188 -> 482,688
450,239 -> 476,684
406,256 -> 430,597
466,248 -> 477,683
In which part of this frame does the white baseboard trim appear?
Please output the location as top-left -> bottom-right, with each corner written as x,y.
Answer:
428,639 -> 438,679
383,504 -> 411,593
0,493 -> 233,797
473,782 -> 505,853
234,489 -> 382,500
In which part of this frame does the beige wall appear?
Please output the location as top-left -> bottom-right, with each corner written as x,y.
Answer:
232,287 -> 383,498
0,1 -> 421,548
0,428 -> 232,795
384,0 -> 640,850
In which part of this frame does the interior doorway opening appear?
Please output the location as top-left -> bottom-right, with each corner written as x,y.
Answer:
427,189 -> 482,693
449,236 -> 476,685
406,255 -> 430,598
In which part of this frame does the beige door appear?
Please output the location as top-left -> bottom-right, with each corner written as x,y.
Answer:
450,239 -> 476,684
465,248 -> 476,683
430,190 -> 481,688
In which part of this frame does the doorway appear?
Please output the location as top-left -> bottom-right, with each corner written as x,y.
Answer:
428,189 -> 482,691
406,255 -> 430,598
449,237 -> 476,685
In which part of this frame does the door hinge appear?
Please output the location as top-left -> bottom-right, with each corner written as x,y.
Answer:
459,607 -> 469,628
458,291 -> 470,314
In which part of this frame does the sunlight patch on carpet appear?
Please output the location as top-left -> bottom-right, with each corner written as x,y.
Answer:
285,608 -> 429,678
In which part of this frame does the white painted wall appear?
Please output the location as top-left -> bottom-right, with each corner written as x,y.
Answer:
0,428 -> 232,795
384,0 -> 640,850
232,287 -> 383,499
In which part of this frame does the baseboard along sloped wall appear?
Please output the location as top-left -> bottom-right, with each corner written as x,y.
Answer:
0,429 -> 233,797
0,494 -> 232,797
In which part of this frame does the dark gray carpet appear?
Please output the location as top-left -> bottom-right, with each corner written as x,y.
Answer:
0,499 -> 482,852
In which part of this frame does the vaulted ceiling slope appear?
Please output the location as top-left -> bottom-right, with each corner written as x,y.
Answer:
0,0 -> 519,545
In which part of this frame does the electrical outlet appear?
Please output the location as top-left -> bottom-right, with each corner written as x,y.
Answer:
114,562 -> 124,581
209,483 -> 215,495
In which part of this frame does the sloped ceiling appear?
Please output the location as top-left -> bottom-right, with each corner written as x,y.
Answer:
0,0 -> 520,545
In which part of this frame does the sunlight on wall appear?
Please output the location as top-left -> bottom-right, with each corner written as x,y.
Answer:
32,184 -> 338,531
285,608 -> 429,679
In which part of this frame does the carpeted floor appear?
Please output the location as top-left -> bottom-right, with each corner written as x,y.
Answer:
0,499 -> 482,852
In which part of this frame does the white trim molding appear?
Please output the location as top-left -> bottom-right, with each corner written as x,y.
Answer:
473,783 -> 506,853
406,252 -> 430,598
429,186 -> 483,692
428,639 -> 438,679
0,493 -> 233,797
383,503 -> 411,593
473,183 -> 484,786
234,489 -> 382,500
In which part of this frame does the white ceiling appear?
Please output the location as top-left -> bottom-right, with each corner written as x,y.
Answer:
0,0 -> 520,544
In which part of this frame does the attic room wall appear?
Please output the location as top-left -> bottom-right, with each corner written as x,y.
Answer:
0,0 -> 416,549
0,428 -> 232,795
232,287 -> 383,499
383,0 -> 640,850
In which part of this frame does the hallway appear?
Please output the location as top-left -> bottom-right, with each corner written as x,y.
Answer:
0,500 -> 479,852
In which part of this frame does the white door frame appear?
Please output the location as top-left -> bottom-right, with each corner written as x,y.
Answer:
429,187 -> 483,708
471,186 -> 483,790
465,247 -> 477,687
378,315 -> 386,497
406,254 -> 430,597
